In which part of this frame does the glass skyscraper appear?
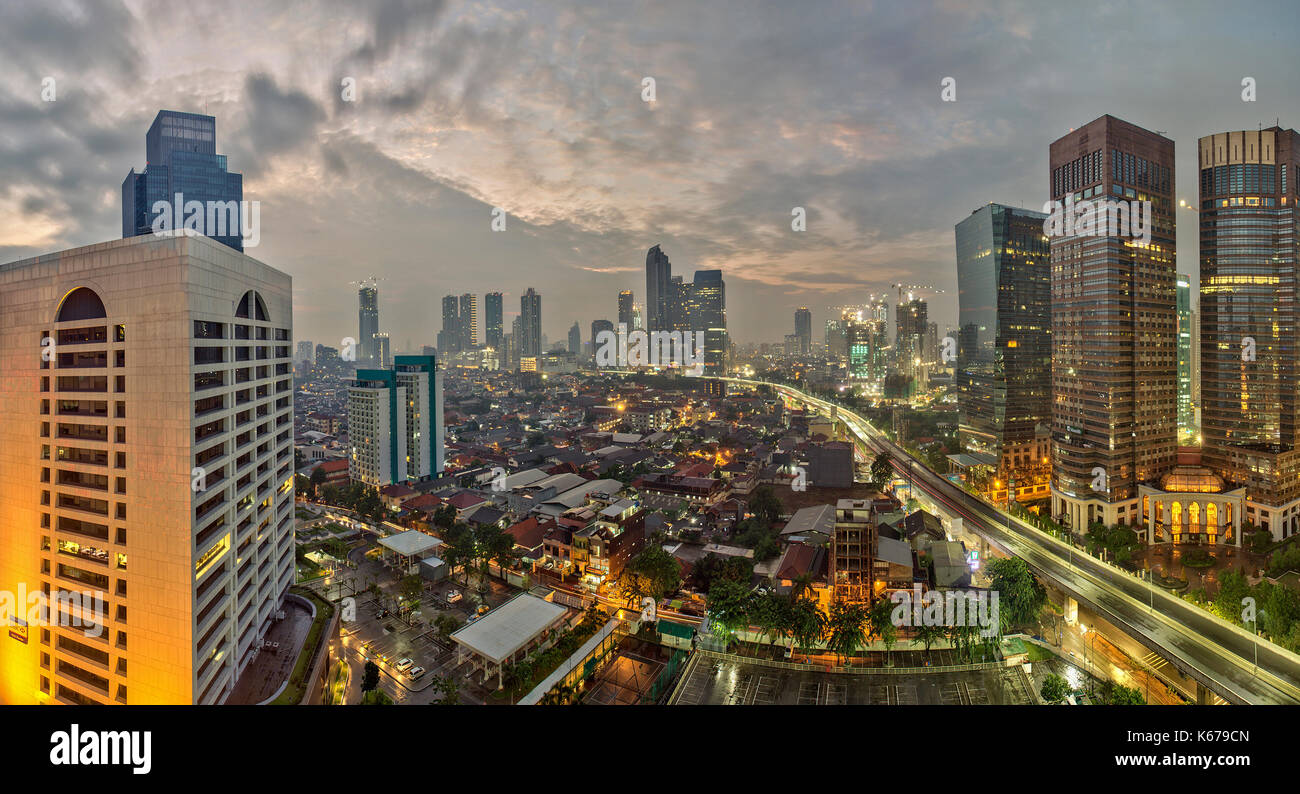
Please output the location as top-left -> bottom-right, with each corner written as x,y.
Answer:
485,292 -> 504,350
122,110 -> 244,251
1199,127 -> 1300,535
1177,274 -> 1195,443
692,269 -> 727,375
955,203 -> 1051,478
1048,116 -> 1177,532
358,284 -> 379,364
520,287 -> 542,358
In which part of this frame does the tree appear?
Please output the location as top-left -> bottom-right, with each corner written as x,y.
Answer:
987,557 -> 1047,628
826,601 -> 868,665
912,623 -> 945,660
626,544 -> 682,605
1097,680 -> 1145,705
309,465 -> 326,494
747,485 -> 783,527
427,675 -> 460,705
361,661 -> 380,694
868,598 -> 898,664
870,451 -> 893,491
706,579 -> 753,641
1040,673 -> 1070,704
788,598 -> 826,654
400,574 -> 424,604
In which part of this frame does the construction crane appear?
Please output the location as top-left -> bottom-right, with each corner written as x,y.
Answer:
347,275 -> 384,290
889,283 -> 945,304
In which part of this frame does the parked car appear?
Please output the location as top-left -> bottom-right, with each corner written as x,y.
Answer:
395,658 -> 413,672
446,589 -> 462,604
476,603 -> 490,616
408,666 -> 426,680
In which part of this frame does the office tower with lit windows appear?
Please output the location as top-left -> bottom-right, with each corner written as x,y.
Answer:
794,307 -> 812,355
358,283 -> 379,365
954,203 -> 1051,479
825,317 -> 848,359
440,295 -> 460,353
459,293 -> 478,350
348,370 -> 407,488
1177,274 -> 1196,443
394,355 -> 444,479
1049,115 -> 1177,532
520,288 -> 541,358
122,110 -> 245,252
591,319 -> 614,362
485,292 -> 503,351
618,290 -> 635,329
692,270 -> 727,375
646,244 -> 672,332
0,234 -> 294,705
1199,127 -> 1300,539
374,333 -> 391,369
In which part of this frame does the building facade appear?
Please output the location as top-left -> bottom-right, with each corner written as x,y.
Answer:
1198,127 -> 1300,540
0,234 -> 295,705
955,203 -> 1051,485
1049,115 -> 1177,532
122,110 -> 245,252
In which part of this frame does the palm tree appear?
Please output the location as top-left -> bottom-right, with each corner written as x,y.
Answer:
826,601 -> 868,666
912,623 -> 945,662
788,598 -> 826,657
790,572 -> 816,602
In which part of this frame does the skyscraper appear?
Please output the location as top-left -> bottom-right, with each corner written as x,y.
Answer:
693,269 -> 727,375
459,293 -> 478,350
375,332 -> 391,369
0,234 -> 294,704
122,110 -> 245,252
485,292 -> 504,350
358,284 -> 379,365
794,307 -> 812,355
1176,274 -> 1195,443
618,290 -> 635,329
955,203 -> 1051,480
645,244 -> 672,332
440,295 -> 460,353
895,297 -> 928,390
1049,115 -> 1177,532
591,319 -> 615,362
348,370 -> 407,487
394,355 -> 445,479
1199,127 -> 1300,538
668,275 -> 690,332
568,321 -> 581,355
520,288 -> 541,358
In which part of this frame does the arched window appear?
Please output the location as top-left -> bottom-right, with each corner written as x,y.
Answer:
235,290 -> 269,321
56,287 -> 107,322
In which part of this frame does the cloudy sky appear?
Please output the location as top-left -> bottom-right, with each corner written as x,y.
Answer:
2,0 -> 1298,349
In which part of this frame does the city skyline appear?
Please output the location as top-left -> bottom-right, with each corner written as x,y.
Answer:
4,1 -> 1300,349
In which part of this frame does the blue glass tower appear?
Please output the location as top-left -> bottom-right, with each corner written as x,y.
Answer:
122,110 -> 245,251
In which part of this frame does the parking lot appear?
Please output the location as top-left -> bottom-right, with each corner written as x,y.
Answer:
669,655 -> 1036,705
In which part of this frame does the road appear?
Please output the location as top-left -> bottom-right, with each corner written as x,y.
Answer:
730,377 -> 1300,705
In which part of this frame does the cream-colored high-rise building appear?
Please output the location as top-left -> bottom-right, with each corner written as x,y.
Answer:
0,234 -> 294,705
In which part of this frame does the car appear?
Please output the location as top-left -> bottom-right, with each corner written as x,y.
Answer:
476,603 -> 490,615
395,658 -> 413,672
408,666 -> 426,680
446,589 -> 462,604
